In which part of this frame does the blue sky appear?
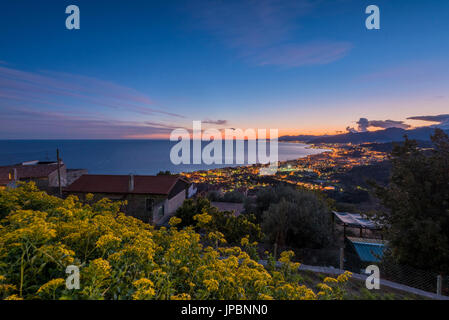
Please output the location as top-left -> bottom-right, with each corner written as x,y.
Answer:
1,0 -> 448,138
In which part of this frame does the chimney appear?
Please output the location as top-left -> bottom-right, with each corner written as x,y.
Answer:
129,174 -> 134,192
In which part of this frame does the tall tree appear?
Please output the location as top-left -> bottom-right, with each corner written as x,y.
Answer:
372,129 -> 449,272
261,188 -> 333,249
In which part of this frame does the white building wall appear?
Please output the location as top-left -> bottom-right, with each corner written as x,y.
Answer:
167,189 -> 186,214
152,190 -> 186,225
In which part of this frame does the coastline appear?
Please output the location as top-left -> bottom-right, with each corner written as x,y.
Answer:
0,140 -> 330,175
178,142 -> 330,174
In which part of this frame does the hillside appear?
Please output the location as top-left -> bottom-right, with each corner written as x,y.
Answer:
280,127 -> 449,144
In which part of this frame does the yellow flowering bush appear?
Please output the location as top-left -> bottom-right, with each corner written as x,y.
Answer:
314,271 -> 353,300
170,293 -> 191,300
241,236 -> 250,247
168,216 -> 181,227
175,197 -> 262,245
4,294 -> 23,300
0,275 -> 17,299
37,278 -> 65,299
0,183 -> 350,300
193,212 -> 213,225
132,278 -> 156,300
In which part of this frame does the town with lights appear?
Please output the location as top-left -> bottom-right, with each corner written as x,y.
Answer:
181,143 -> 389,207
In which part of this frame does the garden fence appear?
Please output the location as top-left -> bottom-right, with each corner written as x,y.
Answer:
272,244 -> 448,297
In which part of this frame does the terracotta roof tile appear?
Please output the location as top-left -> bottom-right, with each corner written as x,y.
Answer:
64,174 -> 184,195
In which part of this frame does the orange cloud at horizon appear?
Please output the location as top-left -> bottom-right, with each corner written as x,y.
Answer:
124,127 -> 342,140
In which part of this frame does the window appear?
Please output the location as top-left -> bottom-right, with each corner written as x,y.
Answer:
145,198 -> 154,212
157,205 -> 164,218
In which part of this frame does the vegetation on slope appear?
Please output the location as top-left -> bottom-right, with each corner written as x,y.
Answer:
0,183 -> 350,300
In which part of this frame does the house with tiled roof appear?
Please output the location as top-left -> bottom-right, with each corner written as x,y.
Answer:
0,160 -> 87,192
0,160 -> 66,190
64,174 -> 191,225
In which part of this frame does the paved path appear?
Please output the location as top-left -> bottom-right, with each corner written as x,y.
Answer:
258,260 -> 449,300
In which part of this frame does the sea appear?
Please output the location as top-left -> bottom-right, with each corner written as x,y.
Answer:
0,140 -> 328,175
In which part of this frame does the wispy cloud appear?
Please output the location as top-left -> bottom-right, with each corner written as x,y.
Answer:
407,114 -> 449,129
252,42 -> 352,67
0,64 -> 186,138
188,0 -> 351,67
0,106 -> 174,139
0,65 -> 184,118
407,114 -> 449,122
202,119 -> 228,125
